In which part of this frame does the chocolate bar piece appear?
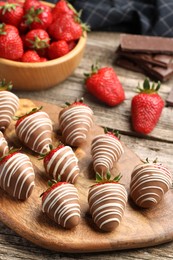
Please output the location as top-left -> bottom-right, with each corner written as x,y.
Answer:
115,55 -> 173,82
115,57 -> 144,73
166,87 -> 173,106
137,62 -> 173,82
116,46 -> 173,68
120,34 -> 173,54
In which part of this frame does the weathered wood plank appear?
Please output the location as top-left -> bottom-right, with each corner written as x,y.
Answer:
2,31 -> 173,259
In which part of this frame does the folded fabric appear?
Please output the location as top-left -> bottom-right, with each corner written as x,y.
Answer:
67,0 -> 173,37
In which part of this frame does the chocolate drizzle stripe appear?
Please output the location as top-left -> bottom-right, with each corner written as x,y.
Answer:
88,183 -> 127,230
0,153 -> 35,200
59,106 -> 93,146
91,135 -> 124,173
46,146 -> 79,183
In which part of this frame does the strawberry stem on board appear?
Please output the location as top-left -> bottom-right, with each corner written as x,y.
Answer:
104,127 -> 121,140
0,79 -> 13,91
65,97 -> 84,107
84,63 -> 99,80
0,147 -> 22,162
137,78 -> 161,94
13,106 -> 43,121
95,171 -> 122,184
141,157 -> 158,164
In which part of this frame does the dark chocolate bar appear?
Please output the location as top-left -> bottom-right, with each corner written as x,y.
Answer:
137,62 -> 173,82
115,57 -> 144,73
116,46 -> 173,68
166,87 -> 173,106
120,34 -> 173,54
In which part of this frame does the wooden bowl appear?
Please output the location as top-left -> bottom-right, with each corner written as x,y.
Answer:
0,3 -> 87,91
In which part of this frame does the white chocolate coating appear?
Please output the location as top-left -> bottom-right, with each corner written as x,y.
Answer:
0,91 -> 19,130
16,111 -> 53,154
0,131 -> 9,157
91,134 -> 124,175
88,183 -> 127,231
59,105 -> 93,146
0,153 -> 35,200
42,183 -> 80,229
130,163 -> 172,208
45,146 -> 79,183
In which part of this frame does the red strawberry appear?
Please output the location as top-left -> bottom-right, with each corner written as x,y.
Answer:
0,148 -> 35,200
48,13 -> 83,41
0,2 -> 24,27
51,0 -> 75,21
15,107 -> 53,154
131,78 -> 164,134
91,128 -> 124,176
0,131 -> 9,157
67,40 -> 77,51
0,23 -> 23,61
24,4 -> 52,30
41,143 -> 79,183
24,29 -> 50,57
130,158 -> 172,208
84,65 -> 125,107
48,40 -> 69,60
0,79 -> 19,130
21,50 -> 41,62
41,180 -> 81,229
23,0 -> 40,12
88,172 -> 127,232
59,98 -> 93,147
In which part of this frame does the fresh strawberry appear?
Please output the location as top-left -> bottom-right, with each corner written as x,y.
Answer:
91,128 -> 124,175
23,0 -> 40,12
0,2 -> 24,27
48,13 -> 84,41
0,148 -> 35,200
88,172 -> 127,232
40,143 -> 79,183
130,158 -> 172,208
131,78 -> 164,134
67,40 -> 76,51
84,64 -> 125,106
48,40 -> 69,60
41,180 -> 81,229
0,131 -> 9,157
21,50 -> 41,62
59,98 -> 93,147
24,29 -> 50,58
0,78 -> 19,130
15,107 -> 53,154
0,23 -> 23,61
24,4 -> 52,30
51,0 -> 75,21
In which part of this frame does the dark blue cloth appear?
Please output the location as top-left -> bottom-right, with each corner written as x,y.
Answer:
46,0 -> 173,37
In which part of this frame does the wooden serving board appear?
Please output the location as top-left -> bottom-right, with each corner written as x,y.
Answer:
0,99 -> 173,253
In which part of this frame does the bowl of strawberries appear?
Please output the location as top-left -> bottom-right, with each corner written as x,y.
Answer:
0,0 -> 87,90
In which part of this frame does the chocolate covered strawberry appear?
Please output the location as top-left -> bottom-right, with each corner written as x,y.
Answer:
59,98 -> 93,147
84,65 -> 125,107
15,107 -> 53,154
0,79 -> 19,131
88,173 -> 127,232
0,131 -> 9,157
91,129 -> 124,176
41,180 -> 81,229
41,143 -> 79,183
0,148 -> 35,200
130,159 -> 172,208
131,78 -> 164,134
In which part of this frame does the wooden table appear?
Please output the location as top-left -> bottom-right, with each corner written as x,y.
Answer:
1,32 -> 173,260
